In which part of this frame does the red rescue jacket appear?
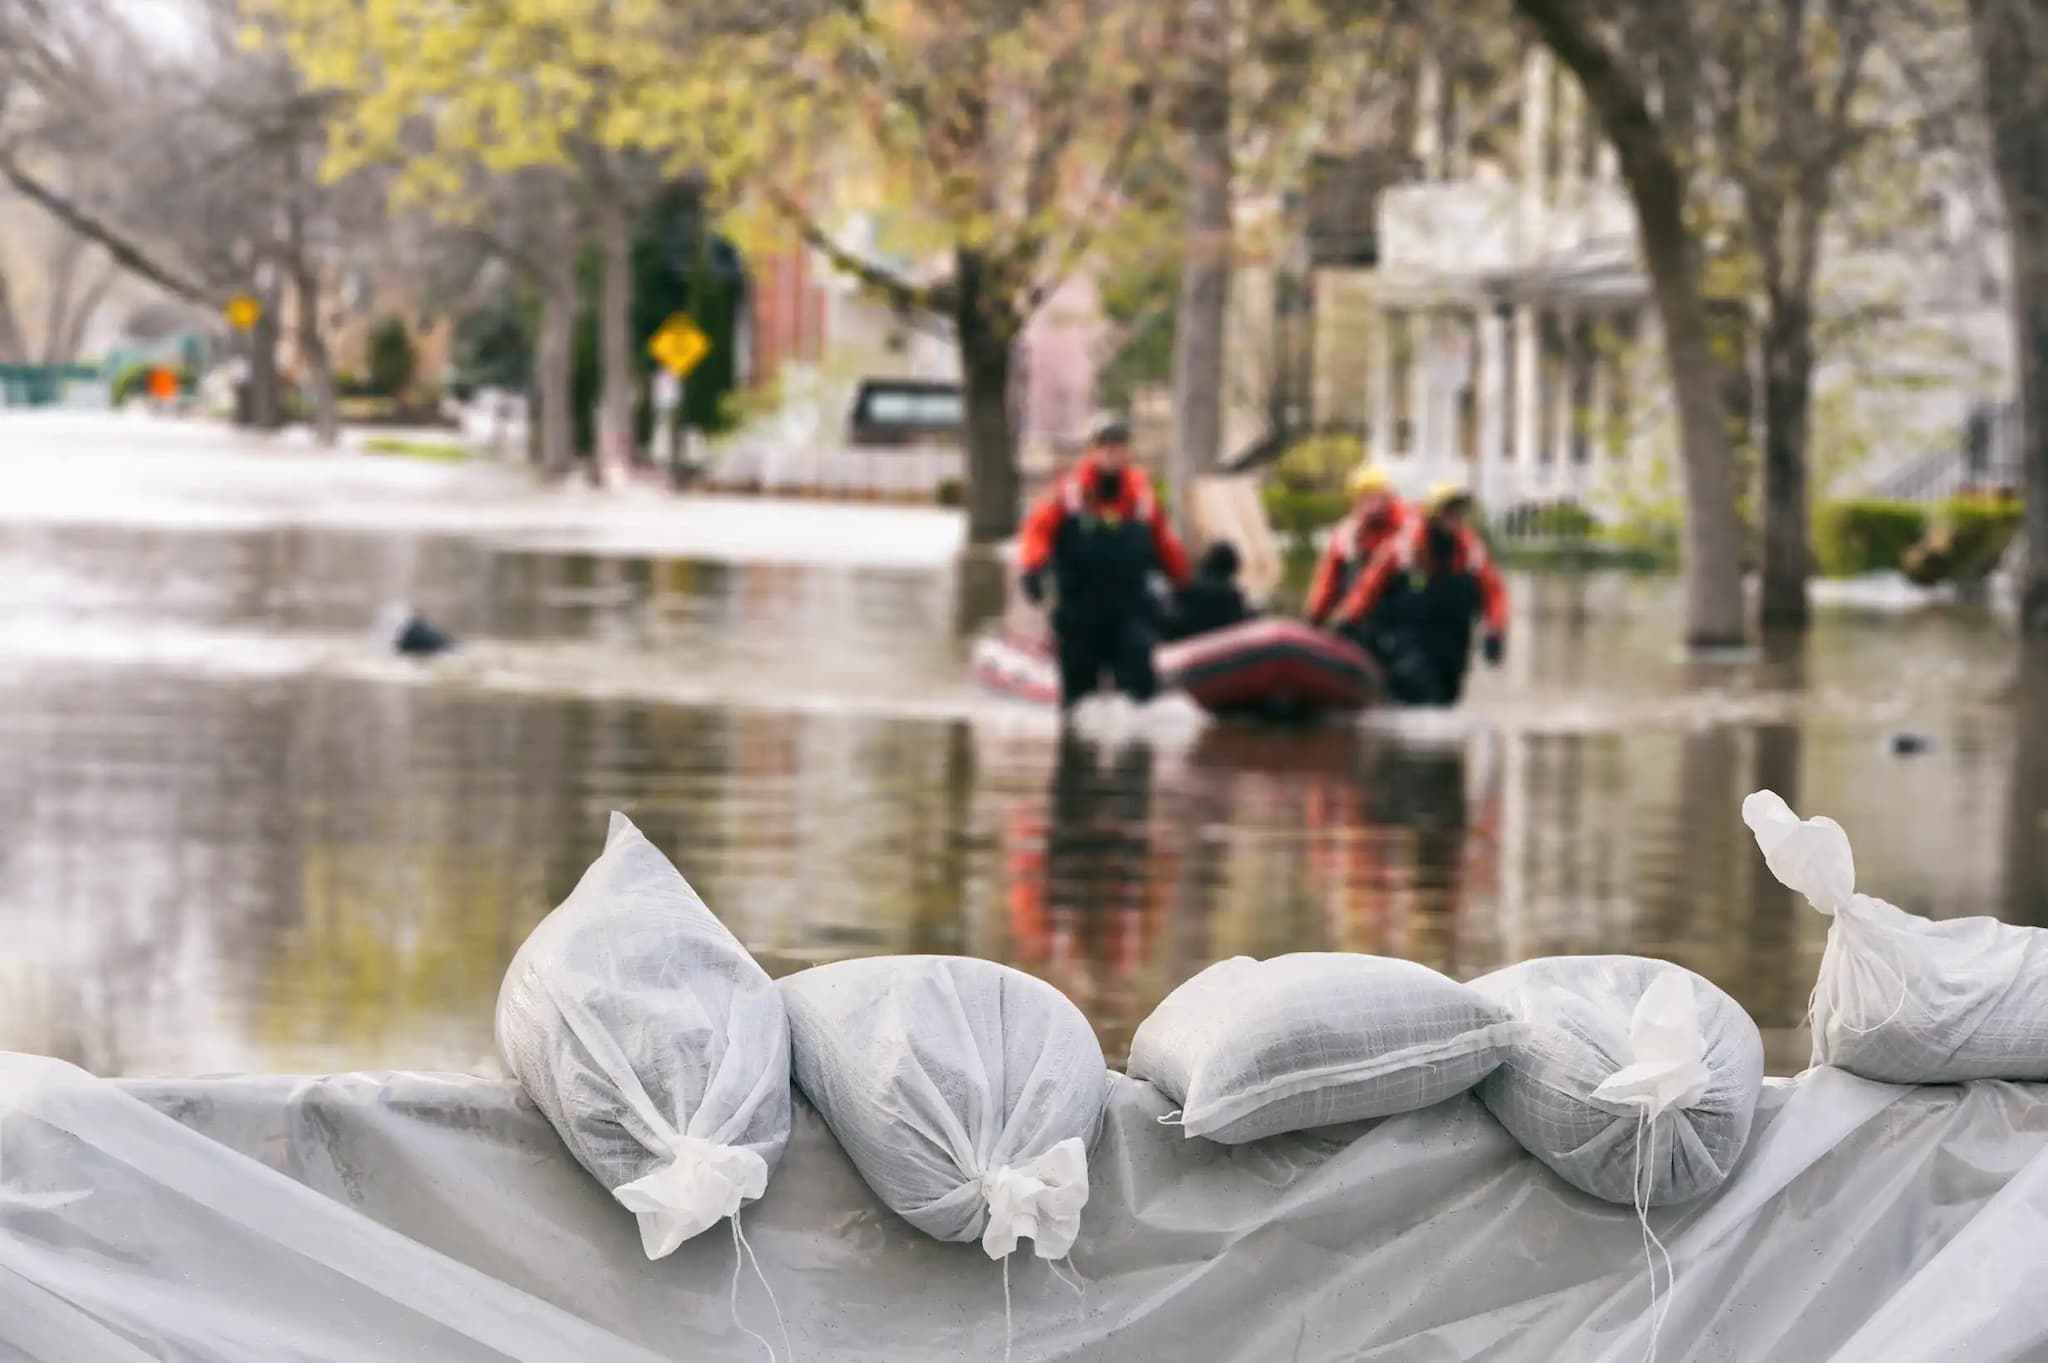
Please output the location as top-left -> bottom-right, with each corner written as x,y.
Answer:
1018,457 -> 1191,588
1336,519 -> 1508,634
1305,501 -> 1413,624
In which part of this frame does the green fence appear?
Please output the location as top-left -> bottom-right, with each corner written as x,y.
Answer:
0,364 -> 107,408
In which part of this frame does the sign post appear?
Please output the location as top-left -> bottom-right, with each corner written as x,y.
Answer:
647,314 -> 712,487
651,369 -> 682,472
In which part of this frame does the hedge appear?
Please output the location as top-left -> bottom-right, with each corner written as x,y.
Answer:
1262,485 -> 1350,547
1902,494 -> 2025,586
1813,499 -> 1928,577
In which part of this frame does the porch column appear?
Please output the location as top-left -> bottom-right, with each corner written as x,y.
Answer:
1410,310 -> 1436,462
1477,302 -> 1510,509
1589,314 -> 1615,465
1547,308 -> 1574,490
1512,302 -> 1541,471
1628,305 -> 1660,466
1370,304 -> 1397,464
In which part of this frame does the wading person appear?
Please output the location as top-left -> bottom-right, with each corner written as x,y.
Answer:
1333,484 -> 1506,705
1018,419 -> 1190,709
1305,464 -> 1411,627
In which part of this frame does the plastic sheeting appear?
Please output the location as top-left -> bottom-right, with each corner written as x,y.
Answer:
5,1052 -> 2048,1362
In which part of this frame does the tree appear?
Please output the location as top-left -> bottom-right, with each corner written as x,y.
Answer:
1697,1 -> 1889,630
1169,0 -> 1232,517
0,0 -> 214,324
1967,0 -> 2047,633
1164,0 -> 1403,512
0,0 -> 386,442
1512,0 -> 1749,646
753,0 -> 1170,543
260,0 -> 774,475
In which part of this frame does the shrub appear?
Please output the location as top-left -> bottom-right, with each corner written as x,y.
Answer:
1813,499 -> 1927,577
366,316 -> 418,399
361,436 -> 468,462
1498,500 -> 1601,540
1269,432 -> 1366,493
111,363 -> 192,405
1262,484 -> 1350,548
1902,493 -> 2024,586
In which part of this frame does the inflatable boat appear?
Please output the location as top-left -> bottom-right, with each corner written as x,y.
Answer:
971,617 -> 1381,718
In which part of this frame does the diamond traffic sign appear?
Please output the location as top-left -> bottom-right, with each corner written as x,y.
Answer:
224,293 -> 263,331
648,314 -> 711,377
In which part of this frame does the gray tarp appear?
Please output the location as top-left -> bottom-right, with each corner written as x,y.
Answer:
4,1052 -> 2048,1362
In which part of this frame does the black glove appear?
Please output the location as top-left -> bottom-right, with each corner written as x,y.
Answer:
1020,571 -> 1046,605
1483,632 -> 1505,667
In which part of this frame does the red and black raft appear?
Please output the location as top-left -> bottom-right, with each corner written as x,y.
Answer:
971,618 -> 1382,719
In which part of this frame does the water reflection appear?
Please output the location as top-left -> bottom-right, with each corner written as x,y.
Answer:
2,511 -> 2046,1079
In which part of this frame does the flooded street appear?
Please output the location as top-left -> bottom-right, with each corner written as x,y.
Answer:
3,415 -> 2044,1077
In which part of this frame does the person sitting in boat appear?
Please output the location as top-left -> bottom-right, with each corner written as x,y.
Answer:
1332,483 -> 1507,705
1163,541 -> 1255,641
1304,463 -> 1411,627
1019,417 -> 1191,709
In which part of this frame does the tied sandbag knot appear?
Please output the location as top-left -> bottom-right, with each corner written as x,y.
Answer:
980,1137 -> 1088,1260
1591,971 -> 1713,1119
613,1134 -> 768,1260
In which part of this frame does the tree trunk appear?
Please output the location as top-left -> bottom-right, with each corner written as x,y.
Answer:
293,259 -> 339,448
1169,0 -> 1232,538
1971,0 -> 2048,633
956,249 -> 1022,544
1646,241 -> 1749,646
38,235 -> 86,366
2015,232 -> 2048,635
0,273 -> 26,364
54,259 -> 117,364
1516,0 -> 1748,647
536,254 -> 579,478
596,193 -> 637,479
2007,639 -> 2048,924
1758,294 -> 1815,629
244,304 -> 284,430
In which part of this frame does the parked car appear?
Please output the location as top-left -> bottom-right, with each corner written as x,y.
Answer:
846,379 -> 963,448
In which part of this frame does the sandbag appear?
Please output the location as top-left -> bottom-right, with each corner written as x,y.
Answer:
780,955 -> 1105,1259
496,813 -> 791,1259
1745,789 -> 2048,1083
1128,953 -> 1521,1143
1471,955 -> 1764,1206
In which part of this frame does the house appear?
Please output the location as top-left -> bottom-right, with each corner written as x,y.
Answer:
1296,43 -> 2016,516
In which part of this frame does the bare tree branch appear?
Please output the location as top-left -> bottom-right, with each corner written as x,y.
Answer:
763,185 -> 955,314
0,155 -> 210,305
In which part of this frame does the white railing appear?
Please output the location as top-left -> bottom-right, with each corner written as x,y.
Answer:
704,442 -> 964,500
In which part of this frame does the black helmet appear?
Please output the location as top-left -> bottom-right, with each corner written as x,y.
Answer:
1198,541 -> 1241,581
1090,416 -> 1132,449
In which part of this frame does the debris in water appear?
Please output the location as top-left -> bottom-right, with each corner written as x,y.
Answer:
1887,731 -> 1934,757
377,604 -> 457,658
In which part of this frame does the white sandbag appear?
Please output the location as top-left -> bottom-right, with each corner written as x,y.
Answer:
496,813 -> 790,1259
1471,955 -> 1764,1205
1127,953 -> 1522,1144
780,955 -> 1105,1259
1745,789 -> 2048,1083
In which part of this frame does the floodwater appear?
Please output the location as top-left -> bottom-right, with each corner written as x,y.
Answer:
3,414 -> 2045,1077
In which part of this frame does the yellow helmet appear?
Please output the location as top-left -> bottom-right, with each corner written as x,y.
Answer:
1346,464 -> 1393,497
1426,480 -> 1472,512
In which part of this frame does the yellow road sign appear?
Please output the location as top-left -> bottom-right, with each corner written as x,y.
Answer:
648,314 -> 711,377
224,294 -> 262,331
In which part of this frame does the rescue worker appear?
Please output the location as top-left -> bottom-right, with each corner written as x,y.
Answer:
1305,464 -> 1411,627
1333,483 -> 1506,705
1163,541 -> 1254,641
1019,418 -> 1191,708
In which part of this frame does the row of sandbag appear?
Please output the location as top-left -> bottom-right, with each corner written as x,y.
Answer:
494,793 -> 2048,1267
